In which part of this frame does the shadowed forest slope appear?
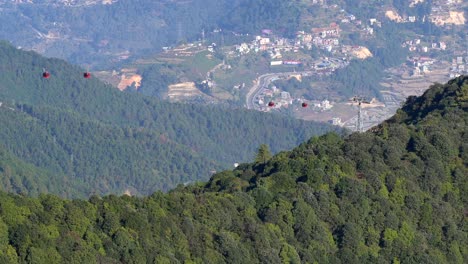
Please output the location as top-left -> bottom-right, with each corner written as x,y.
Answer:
0,41 -> 339,196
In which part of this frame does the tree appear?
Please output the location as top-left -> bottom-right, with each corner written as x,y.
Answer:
255,144 -> 272,165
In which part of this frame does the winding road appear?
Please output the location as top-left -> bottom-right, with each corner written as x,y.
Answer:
245,71 -> 314,110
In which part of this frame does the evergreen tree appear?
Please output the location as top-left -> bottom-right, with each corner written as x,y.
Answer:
255,144 -> 272,165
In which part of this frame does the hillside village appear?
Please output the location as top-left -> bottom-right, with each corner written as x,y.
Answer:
222,3 -> 464,122
92,0 -> 467,131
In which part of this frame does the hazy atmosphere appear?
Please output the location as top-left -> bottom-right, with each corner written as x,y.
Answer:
0,0 -> 466,263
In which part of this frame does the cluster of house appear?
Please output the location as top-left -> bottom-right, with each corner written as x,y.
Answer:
409,56 -> 436,76
235,22 -> 344,58
409,54 -> 467,77
449,56 -> 468,78
299,19 -> 376,55
257,86 -> 293,110
402,38 -> 448,53
329,117 -> 343,126
402,37 -> 466,77
256,84 -> 335,112
340,14 -> 377,35
299,23 -> 342,53
312,99 -> 333,111
236,35 -> 295,55
235,23 -> 343,63
233,5 -> 387,64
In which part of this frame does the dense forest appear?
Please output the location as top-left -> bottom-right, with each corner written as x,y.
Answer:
0,75 -> 466,263
0,41 -> 339,196
0,144 -> 80,197
0,103 -> 218,196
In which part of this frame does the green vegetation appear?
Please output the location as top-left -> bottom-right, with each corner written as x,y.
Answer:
138,51 -> 275,104
0,144 -> 81,198
138,63 -> 184,99
0,41 -> 339,196
0,103 -> 219,197
211,53 -> 271,102
0,76 -> 466,263
189,51 -> 223,74
331,58 -> 385,99
221,0 -> 301,37
137,50 -> 222,99
272,76 -> 327,101
0,0 -> 304,66
328,17 -> 409,99
1,0 -> 220,66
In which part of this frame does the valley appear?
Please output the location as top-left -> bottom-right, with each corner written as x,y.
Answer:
0,75 -> 466,263
44,0 -> 462,132
0,1 -> 466,262
98,34 -> 462,132
0,41 -> 342,196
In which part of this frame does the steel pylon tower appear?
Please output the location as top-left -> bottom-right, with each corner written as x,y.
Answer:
351,96 -> 368,132
357,100 -> 363,132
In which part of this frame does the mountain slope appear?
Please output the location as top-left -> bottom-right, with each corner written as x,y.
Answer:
0,103 -> 219,196
0,144 -> 83,197
0,76 -> 466,263
0,41 -> 339,196
0,0 -> 303,66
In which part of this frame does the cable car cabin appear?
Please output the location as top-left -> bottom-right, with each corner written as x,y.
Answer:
83,72 -> 91,79
268,101 -> 275,107
42,72 -> 50,78
302,102 -> 308,108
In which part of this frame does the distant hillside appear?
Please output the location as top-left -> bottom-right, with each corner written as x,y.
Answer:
0,0 -> 465,76
0,144 -> 82,197
0,76 -> 466,263
0,103 -> 219,197
0,0 -> 303,66
0,41 -> 339,196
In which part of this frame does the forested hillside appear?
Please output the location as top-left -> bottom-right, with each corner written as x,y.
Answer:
0,76 -> 466,263
0,144 -> 82,197
0,41 -> 339,196
0,103 -> 218,196
0,0 -> 302,66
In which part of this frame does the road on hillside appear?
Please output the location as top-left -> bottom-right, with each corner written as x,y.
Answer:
245,71 -> 315,110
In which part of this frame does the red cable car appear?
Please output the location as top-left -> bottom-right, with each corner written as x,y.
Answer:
268,101 -> 275,107
42,69 -> 50,79
83,72 -> 91,79
301,102 -> 308,108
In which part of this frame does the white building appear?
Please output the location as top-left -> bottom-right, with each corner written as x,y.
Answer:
259,38 -> 271,45
237,43 -> 250,54
440,42 -> 447,50
330,117 -> 343,126
321,100 -> 332,110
